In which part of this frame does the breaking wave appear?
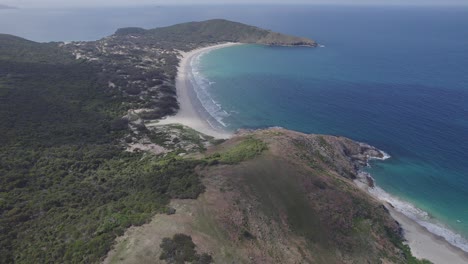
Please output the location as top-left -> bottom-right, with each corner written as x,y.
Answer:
189,50 -> 230,129
359,170 -> 468,253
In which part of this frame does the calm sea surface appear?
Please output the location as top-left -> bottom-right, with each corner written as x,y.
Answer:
2,4 -> 468,252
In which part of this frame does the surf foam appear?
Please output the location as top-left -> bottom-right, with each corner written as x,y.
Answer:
358,170 -> 468,253
189,50 -> 230,129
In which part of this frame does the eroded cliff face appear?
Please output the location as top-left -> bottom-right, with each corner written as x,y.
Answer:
105,128 -> 408,264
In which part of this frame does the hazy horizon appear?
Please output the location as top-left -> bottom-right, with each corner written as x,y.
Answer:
2,0 -> 468,8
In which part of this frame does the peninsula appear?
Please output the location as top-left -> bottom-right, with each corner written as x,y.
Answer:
1,19 -> 462,264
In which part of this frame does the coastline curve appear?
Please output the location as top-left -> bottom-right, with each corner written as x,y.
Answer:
149,43 -> 242,139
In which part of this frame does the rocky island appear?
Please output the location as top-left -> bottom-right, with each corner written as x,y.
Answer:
0,19 -> 434,263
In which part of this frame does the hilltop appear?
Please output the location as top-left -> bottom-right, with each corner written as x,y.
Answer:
105,128 -> 424,264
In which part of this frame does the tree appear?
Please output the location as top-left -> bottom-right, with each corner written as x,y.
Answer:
159,234 -> 213,264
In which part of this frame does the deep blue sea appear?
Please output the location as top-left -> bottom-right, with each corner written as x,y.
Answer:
1,4 -> 467,252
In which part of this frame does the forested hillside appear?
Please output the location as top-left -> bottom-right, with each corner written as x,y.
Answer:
0,21 -> 427,264
0,34 -> 205,263
115,19 -> 317,50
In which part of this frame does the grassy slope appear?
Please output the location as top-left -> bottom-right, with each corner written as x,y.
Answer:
203,129 -> 430,263
106,129 -> 430,263
206,131 -> 402,263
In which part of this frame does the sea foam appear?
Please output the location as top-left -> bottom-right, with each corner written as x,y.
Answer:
189,50 -> 230,129
189,45 -> 468,254
358,170 -> 468,253
371,150 -> 391,161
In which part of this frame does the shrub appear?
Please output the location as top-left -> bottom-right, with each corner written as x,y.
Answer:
207,137 -> 267,164
159,234 -> 213,264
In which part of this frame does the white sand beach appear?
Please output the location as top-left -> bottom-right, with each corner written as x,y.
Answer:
153,41 -> 468,264
388,207 -> 468,264
355,178 -> 468,264
149,43 -> 242,139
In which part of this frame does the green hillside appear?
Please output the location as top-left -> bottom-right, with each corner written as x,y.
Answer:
105,129 -> 431,264
0,34 -> 205,263
115,19 -> 317,50
0,20 -> 427,264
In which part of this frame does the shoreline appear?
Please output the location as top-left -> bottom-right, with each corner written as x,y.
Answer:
150,41 -> 468,263
149,42 -> 242,139
389,206 -> 468,264
355,172 -> 468,264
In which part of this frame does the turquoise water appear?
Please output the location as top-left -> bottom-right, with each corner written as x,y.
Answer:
1,3 -> 467,253
193,7 -> 468,251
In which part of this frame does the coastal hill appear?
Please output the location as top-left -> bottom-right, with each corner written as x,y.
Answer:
105,128 -> 422,264
115,19 -> 317,49
62,19 -> 316,122
0,22 -> 428,263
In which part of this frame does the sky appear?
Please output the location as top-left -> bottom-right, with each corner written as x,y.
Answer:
2,0 -> 468,8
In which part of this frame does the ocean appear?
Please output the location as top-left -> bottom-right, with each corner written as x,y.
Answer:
2,4 -> 468,253
193,6 -> 468,252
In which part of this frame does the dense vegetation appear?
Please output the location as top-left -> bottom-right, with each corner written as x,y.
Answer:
0,21 -> 430,263
206,136 -> 268,165
115,19 -> 317,51
0,22 -> 315,262
0,35 -> 205,263
62,20 -> 317,124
